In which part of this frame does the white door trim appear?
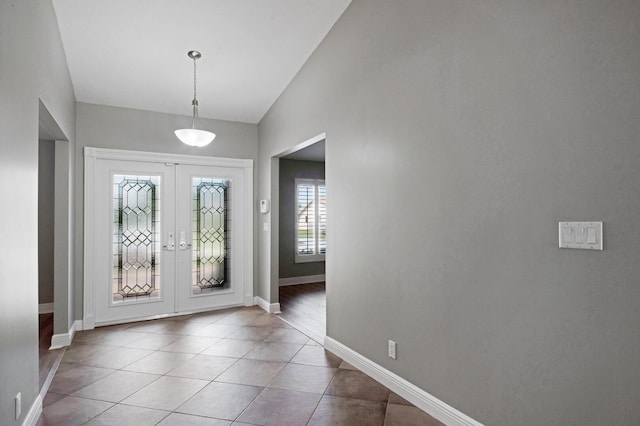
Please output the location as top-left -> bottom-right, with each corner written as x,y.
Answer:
84,147 -> 254,329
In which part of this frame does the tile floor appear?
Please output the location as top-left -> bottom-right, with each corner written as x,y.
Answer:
38,306 -> 443,425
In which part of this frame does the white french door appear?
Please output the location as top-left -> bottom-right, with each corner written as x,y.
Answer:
93,159 -> 176,323
175,164 -> 247,313
84,148 -> 253,327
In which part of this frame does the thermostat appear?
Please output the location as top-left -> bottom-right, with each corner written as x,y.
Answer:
260,199 -> 270,214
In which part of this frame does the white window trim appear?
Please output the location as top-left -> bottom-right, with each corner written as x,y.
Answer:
294,178 -> 326,263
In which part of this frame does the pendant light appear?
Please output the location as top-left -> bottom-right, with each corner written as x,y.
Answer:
175,50 -> 216,147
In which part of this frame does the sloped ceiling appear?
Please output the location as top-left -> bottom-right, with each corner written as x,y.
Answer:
53,0 -> 351,124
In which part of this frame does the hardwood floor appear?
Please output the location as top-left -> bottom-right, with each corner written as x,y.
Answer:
278,282 -> 326,343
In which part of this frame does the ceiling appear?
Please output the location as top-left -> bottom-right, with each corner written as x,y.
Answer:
282,140 -> 325,162
52,0 -> 351,124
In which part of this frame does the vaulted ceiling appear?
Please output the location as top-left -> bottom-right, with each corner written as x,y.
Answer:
52,0 -> 351,124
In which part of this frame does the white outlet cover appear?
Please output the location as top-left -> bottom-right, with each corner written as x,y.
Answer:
388,340 -> 397,359
15,392 -> 21,420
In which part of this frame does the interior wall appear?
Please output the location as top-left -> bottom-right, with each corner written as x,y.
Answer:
279,159 -> 326,279
53,138 -> 73,336
257,1 -> 640,425
74,102 -> 259,321
0,0 -> 76,424
40,101 -> 75,336
38,140 -> 55,305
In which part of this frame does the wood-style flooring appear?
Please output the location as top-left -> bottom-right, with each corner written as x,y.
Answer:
278,282 -> 326,343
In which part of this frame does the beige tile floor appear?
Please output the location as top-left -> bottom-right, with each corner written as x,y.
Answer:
38,306 -> 443,425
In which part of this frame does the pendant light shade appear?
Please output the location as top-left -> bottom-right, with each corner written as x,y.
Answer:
175,50 -> 216,147
174,128 -> 216,147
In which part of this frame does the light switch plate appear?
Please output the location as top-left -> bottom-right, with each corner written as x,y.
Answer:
559,221 -> 603,250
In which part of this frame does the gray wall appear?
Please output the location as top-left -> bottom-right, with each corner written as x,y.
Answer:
0,0 -> 76,424
279,159 -> 325,279
257,1 -> 640,425
38,140 -> 55,305
74,102 -> 259,320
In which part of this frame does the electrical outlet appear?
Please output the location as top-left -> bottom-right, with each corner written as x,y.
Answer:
15,392 -> 21,420
388,340 -> 397,359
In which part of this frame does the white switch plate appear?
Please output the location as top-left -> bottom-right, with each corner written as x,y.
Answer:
559,221 -> 603,250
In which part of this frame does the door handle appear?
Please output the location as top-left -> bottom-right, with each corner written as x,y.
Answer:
179,230 -> 192,250
163,232 -> 175,251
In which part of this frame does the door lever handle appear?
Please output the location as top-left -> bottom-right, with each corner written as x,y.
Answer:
178,230 -> 191,250
163,232 -> 175,251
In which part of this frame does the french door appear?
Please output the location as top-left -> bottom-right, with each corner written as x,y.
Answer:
84,148 -> 253,327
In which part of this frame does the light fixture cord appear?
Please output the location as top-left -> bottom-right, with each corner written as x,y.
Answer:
191,55 -> 199,129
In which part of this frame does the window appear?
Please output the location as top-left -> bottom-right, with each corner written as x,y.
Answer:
295,178 -> 326,263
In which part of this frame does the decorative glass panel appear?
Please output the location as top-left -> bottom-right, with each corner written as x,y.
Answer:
192,178 -> 229,294
112,174 -> 160,303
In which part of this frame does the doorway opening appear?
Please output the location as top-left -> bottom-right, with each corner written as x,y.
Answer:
38,138 -> 57,390
38,100 -> 72,398
273,134 -> 326,343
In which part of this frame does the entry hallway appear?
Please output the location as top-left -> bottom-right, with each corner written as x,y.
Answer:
38,306 -> 443,425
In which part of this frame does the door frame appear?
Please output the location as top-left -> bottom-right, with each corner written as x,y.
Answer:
83,147 -> 254,329
269,132 -> 326,306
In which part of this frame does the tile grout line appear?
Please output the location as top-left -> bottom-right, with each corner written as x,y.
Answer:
43,307 -> 436,425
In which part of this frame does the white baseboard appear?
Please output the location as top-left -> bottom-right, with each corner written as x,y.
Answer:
277,315 -> 324,345
83,314 -> 95,330
254,296 -> 281,314
74,319 -> 84,331
40,348 -> 65,400
38,303 -> 54,314
324,337 -> 484,426
22,394 -> 42,426
50,320 -> 82,349
244,295 -> 255,306
278,274 -> 326,286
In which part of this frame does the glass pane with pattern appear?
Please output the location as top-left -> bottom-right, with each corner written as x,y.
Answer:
191,177 -> 230,295
112,174 -> 161,304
